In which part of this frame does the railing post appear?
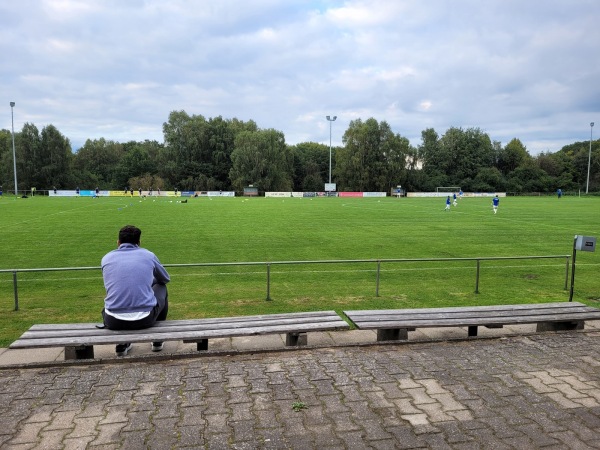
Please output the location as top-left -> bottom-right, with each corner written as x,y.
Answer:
564,256 -> 570,290
376,260 -> 381,297
266,263 -> 272,301
13,271 -> 19,311
475,259 -> 480,294
569,238 -> 577,302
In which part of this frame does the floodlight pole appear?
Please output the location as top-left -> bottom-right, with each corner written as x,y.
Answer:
326,115 -> 337,184
586,122 -> 594,194
10,102 -> 18,197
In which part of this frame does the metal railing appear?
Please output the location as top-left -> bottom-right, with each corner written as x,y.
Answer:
0,255 -> 571,311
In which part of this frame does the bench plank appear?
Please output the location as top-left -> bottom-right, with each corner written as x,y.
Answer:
9,311 -> 349,352
344,302 -> 600,341
352,313 -> 598,329
345,302 -> 593,317
19,315 -> 343,340
27,310 -> 337,330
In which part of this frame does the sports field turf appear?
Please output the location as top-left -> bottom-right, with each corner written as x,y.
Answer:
0,194 -> 598,347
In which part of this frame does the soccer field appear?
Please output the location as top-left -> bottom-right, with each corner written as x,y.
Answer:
0,195 -> 598,346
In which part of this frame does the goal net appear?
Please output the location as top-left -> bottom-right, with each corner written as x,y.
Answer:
436,187 -> 461,194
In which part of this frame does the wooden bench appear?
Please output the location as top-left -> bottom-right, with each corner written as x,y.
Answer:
344,302 -> 600,342
9,311 -> 349,360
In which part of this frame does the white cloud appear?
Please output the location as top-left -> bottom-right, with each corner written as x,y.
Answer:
1,0 -> 599,154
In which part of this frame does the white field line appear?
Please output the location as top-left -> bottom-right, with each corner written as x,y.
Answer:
0,198 -> 131,230
1,262 -> 597,284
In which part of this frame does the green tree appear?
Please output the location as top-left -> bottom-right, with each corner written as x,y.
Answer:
128,174 -> 165,191
17,123 -> 41,191
72,138 -> 124,187
572,141 -> 599,192
506,161 -> 552,193
0,129 -> 14,191
417,128 -> 440,166
3,123 -> 73,191
536,151 -> 577,191
229,129 -> 292,191
38,125 -> 72,188
161,111 -> 204,188
206,116 -> 237,189
336,118 -> 412,192
290,142 -> 330,192
380,132 -> 414,192
548,140 -> 597,192
423,127 -> 495,191
472,167 -> 504,192
497,138 -> 531,175
114,141 -> 161,189
162,111 -> 257,190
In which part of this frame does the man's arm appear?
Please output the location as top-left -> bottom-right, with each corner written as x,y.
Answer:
153,256 -> 171,284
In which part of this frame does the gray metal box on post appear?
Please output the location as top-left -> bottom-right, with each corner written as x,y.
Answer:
575,236 -> 596,252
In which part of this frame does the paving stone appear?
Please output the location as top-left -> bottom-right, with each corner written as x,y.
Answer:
44,409 -> 78,431
177,425 -> 206,447
9,420 -> 46,445
36,428 -> 71,448
258,427 -> 289,449
92,422 -> 127,446
2,331 -> 600,448
205,432 -> 233,449
63,435 -> 95,450
119,430 -> 149,450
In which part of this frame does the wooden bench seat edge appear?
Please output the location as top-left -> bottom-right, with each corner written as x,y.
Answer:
9,311 -> 351,360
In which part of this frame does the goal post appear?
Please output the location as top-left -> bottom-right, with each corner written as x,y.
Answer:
436,187 -> 461,194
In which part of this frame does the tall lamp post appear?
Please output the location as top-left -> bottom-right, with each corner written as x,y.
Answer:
586,122 -> 595,194
10,102 -> 18,197
326,115 -> 337,184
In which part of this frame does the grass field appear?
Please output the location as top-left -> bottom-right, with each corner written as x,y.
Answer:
0,194 -> 598,347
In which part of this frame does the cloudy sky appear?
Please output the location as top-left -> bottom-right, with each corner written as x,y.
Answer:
1,0 -> 599,154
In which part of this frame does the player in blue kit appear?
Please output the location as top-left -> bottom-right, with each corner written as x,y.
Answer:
492,195 -> 500,214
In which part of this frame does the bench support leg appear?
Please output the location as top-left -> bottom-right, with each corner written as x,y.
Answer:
184,339 -> 209,351
468,326 -> 478,337
377,328 -> 408,341
65,345 -> 94,360
286,332 -> 307,346
196,340 -> 208,351
537,321 -> 584,332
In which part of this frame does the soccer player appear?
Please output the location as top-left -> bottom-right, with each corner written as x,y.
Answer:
445,196 -> 451,211
453,192 -> 457,206
492,195 -> 500,214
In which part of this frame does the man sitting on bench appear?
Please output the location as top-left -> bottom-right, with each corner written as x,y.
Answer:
101,225 -> 171,356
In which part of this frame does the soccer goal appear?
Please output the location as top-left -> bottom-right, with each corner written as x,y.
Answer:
436,187 -> 461,195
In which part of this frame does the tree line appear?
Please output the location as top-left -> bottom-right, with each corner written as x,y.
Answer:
0,110 -> 598,194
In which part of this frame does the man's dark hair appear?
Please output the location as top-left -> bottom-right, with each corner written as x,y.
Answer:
119,225 -> 141,245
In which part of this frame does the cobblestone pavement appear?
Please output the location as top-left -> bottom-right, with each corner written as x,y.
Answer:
1,331 -> 600,449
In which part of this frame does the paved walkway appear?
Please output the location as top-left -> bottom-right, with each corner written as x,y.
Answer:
1,325 -> 600,448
